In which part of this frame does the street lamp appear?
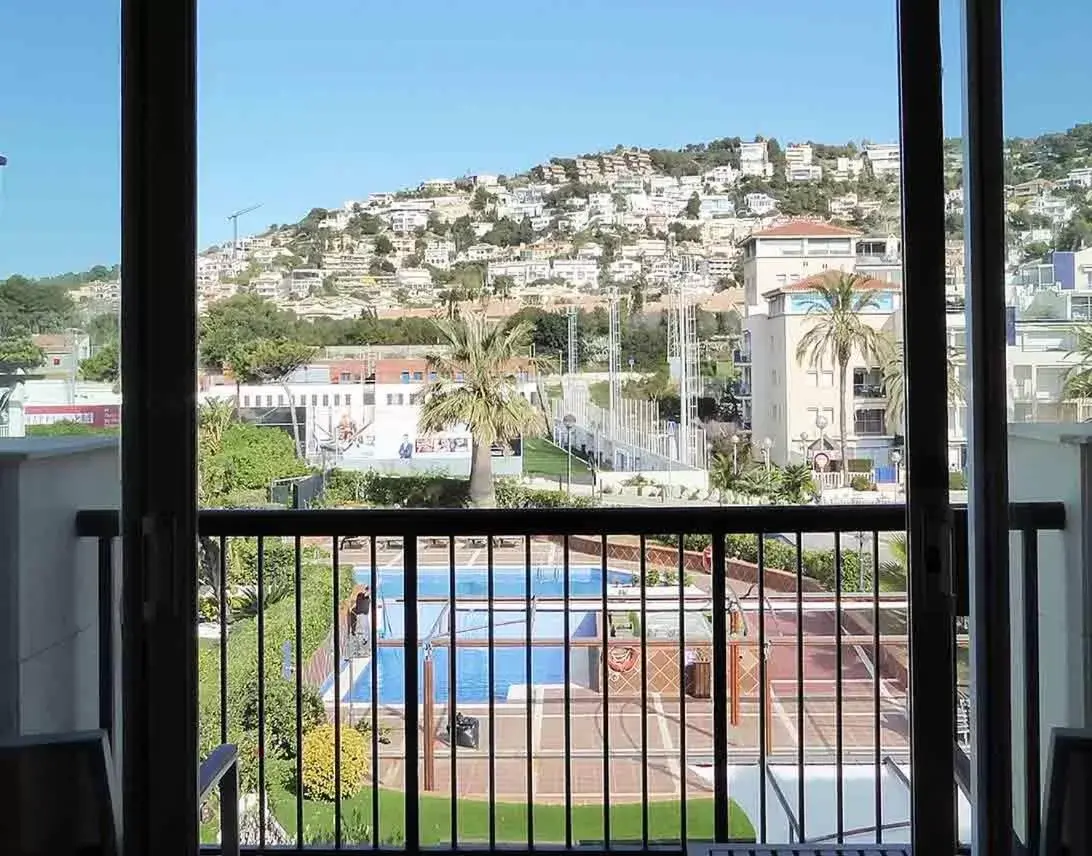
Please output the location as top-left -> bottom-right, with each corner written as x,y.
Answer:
562,413 -> 577,494
730,432 -> 740,473
815,413 -> 830,481
799,431 -> 810,460
761,436 -> 772,471
890,448 -> 903,487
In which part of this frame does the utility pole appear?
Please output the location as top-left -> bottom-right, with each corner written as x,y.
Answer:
227,203 -> 263,260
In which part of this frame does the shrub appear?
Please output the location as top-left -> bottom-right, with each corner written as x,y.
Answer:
949,470 -> 967,490
846,458 -> 873,474
849,474 -> 875,492
357,471 -> 469,508
495,478 -> 597,509
301,724 -> 370,802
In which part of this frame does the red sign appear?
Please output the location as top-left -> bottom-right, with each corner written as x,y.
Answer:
24,404 -> 121,428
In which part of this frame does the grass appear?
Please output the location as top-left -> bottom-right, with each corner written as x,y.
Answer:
269,784 -> 754,845
523,437 -> 592,480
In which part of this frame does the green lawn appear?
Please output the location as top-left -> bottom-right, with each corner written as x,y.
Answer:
522,437 -> 592,480
269,785 -> 754,845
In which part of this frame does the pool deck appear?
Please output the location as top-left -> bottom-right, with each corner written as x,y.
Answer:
324,537 -> 910,804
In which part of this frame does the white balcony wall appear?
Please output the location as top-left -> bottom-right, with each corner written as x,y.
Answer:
1007,424 -> 1092,842
0,437 -> 120,739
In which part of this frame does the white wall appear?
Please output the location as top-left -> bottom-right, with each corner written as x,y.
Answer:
0,437 -> 120,739
1007,424 -> 1092,841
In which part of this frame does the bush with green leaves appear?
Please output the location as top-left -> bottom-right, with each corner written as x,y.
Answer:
849,474 -> 876,492
301,724 -> 370,802
949,470 -> 967,490
198,549 -> 352,789
495,478 -> 597,509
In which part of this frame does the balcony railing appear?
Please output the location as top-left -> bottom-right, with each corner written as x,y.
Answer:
853,383 -> 885,400
75,502 -> 1064,856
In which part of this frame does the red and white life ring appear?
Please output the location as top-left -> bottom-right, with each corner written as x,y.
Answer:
702,544 -> 713,573
607,646 -> 639,673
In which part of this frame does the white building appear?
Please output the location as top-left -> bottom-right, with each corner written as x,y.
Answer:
864,144 -> 901,178
423,238 -> 456,269
829,193 -> 860,218
786,164 -> 823,183
739,141 -> 774,178
699,195 -> 737,218
551,258 -> 599,288
785,144 -> 814,167
745,193 -> 778,216
385,208 -> 430,233
831,156 -> 866,181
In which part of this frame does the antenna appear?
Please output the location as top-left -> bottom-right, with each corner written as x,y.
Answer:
227,203 -> 263,260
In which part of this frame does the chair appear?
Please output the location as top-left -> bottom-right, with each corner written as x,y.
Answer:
1042,727 -> 1092,856
0,730 -> 119,856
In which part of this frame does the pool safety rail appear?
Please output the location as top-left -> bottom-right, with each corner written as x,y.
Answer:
76,502 -> 1064,856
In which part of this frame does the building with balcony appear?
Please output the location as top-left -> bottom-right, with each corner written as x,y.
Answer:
864,143 -> 901,178
739,140 -> 774,178
745,271 -> 900,468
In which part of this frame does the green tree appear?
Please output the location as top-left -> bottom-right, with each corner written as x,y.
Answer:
880,336 -> 964,432
78,341 -> 119,382
795,273 -> 886,470
199,294 -> 294,371
773,464 -> 818,504
419,316 -> 543,507
1063,326 -> 1092,399
470,185 -> 493,212
228,338 -> 316,458
0,335 -> 45,371
684,192 -> 701,219
374,234 -> 394,256
491,274 -> 516,300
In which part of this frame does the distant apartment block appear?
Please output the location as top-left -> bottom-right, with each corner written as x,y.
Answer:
1025,193 -> 1074,224
1062,167 -> 1092,189
785,164 -> 823,183
739,141 -> 774,178
550,258 -> 599,288
535,162 -> 568,183
576,157 -> 603,184
466,243 -> 501,262
487,259 -> 553,287
423,238 -> 456,269
829,193 -> 859,218
785,144 -> 814,167
864,144 -> 901,178
702,165 -> 739,188
699,195 -> 737,218
385,207 -> 430,233
420,178 -> 455,193
831,156 -> 866,181
745,192 -> 778,215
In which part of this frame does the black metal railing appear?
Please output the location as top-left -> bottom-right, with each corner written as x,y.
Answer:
76,501 -> 1065,856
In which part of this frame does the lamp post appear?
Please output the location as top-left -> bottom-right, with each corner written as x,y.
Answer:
799,431 -> 810,461
891,448 -> 903,489
761,436 -> 772,471
563,413 -> 577,495
815,412 -> 830,483
731,432 -> 740,473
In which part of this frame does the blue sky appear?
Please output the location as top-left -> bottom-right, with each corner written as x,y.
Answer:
0,0 -> 1089,277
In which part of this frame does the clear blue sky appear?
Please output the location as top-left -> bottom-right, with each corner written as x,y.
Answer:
0,0 -> 1089,277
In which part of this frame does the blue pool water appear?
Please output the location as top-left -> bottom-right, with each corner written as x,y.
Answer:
335,565 -> 634,704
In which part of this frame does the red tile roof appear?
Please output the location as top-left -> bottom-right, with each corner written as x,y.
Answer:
764,271 -> 895,296
749,220 -> 861,239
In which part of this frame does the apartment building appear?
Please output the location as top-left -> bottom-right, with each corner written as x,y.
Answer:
786,164 -> 823,183
1025,193 -> 1074,224
739,141 -> 774,178
829,193 -> 859,218
252,271 -> 289,299
487,259 -> 552,287
699,195 -> 737,218
745,192 -> 778,215
747,272 -> 900,468
466,243 -> 500,262
739,220 -> 861,312
702,165 -> 740,188
385,207 -> 430,233
423,238 -> 456,269
1061,167 -> 1092,189
535,161 -> 568,183
785,143 -> 814,168
576,157 -> 603,184
864,144 -> 901,178
831,156 -> 865,181
550,258 -> 599,288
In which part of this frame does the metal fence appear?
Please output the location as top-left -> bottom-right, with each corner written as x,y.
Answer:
76,501 -> 1064,856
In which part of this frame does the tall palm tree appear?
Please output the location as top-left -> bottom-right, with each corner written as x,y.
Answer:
419,315 -> 544,507
795,273 -> 885,472
880,336 -> 965,432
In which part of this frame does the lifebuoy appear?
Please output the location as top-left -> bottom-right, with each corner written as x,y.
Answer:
702,545 -> 713,573
607,646 -> 639,673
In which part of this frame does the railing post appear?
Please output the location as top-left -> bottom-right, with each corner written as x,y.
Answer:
403,536 -> 420,853
710,530 -> 729,841
220,761 -> 239,856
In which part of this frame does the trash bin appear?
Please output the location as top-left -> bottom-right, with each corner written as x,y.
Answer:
446,713 -> 480,750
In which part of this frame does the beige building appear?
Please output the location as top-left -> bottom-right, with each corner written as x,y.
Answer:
746,271 -> 900,469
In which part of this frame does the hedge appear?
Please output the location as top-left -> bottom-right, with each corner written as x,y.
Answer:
199,543 -> 353,791
651,533 -> 869,592
495,478 -> 598,509
320,469 -> 469,508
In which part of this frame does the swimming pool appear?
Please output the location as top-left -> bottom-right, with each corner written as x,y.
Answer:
335,565 -> 635,704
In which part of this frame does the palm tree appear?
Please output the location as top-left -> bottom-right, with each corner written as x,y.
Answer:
880,336 -> 965,432
1063,326 -> 1092,400
879,533 -> 908,592
795,273 -> 886,472
774,463 -> 818,504
419,315 -> 544,507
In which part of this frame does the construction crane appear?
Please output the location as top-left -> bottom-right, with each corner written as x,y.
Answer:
227,203 -> 262,259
